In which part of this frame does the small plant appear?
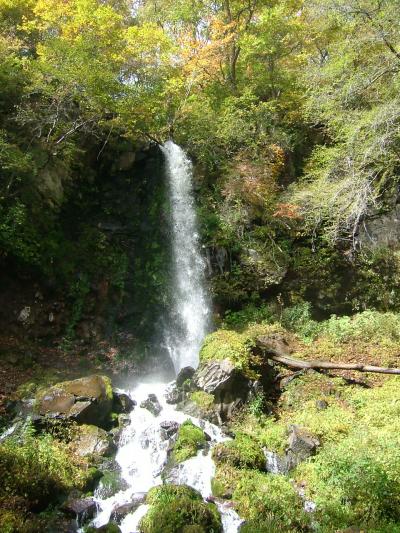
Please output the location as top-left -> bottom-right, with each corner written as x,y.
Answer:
248,392 -> 265,417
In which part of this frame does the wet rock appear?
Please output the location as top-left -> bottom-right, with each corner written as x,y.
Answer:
264,450 -> 289,475
177,399 -> 219,425
96,466 -> 129,499
71,424 -> 116,458
111,493 -> 146,521
176,366 -> 196,388
113,391 -> 136,414
286,425 -> 320,469
36,375 -> 113,429
193,359 -> 253,422
160,420 -> 180,439
140,393 -> 162,416
164,383 -> 183,404
118,413 -> 131,428
18,306 -> 31,323
62,497 -> 96,526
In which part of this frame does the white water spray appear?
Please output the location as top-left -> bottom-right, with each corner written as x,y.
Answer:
162,140 -> 211,372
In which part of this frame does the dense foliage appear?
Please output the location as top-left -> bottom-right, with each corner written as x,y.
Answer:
1,0 -> 400,325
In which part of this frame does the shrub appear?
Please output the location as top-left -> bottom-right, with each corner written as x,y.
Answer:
172,420 -> 206,463
0,428 -> 88,511
223,304 -> 275,331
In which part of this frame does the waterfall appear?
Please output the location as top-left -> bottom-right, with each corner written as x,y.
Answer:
82,143 -> 245,533
162,140 -> 211,372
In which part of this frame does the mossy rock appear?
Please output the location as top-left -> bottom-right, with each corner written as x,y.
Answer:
36,375 -> 114,429
199,330 -> 256,379
139,484 -> 222,533
232,469 -> 310,530
212,433 -> 265,470
211,464 -> 241,499
69,424 -> 115,458
172,420 -> 207,463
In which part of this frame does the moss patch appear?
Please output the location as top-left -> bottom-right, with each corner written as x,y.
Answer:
190,391 -> 215,415
172,420 -> 206,463
139,484 -> 222,533
232,469 -> 309,530
212,433 -> 265,470
0,426 -> 89,520
200,329 -> 266,379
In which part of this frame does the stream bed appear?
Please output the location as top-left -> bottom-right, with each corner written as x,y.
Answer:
90,380 -> 243,533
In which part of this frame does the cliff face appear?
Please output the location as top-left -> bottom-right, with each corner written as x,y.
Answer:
0,140 -> 169,349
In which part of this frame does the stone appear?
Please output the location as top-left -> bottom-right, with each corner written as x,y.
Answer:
140,393 -> 162,416
315,399 -> 328,410
96,467 -> 129,499
193,359 -> 252,422
194,359 -> 237,395
164,384 -> 183,404
286,425 -> 320,470
87,522 -> 121,533
113,391 -> 136,414
176,366 -> 196,388
264,450 -> 289,475
160,420 -> 180,439
62,497 -> 96,526
71,424 -> 115,458
36,375 -> 113,429
18,306 -> 31,323
111,494 -> 146,521
358,204 -> 400,250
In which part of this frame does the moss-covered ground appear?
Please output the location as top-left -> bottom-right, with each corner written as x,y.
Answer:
207,305 -> 400,532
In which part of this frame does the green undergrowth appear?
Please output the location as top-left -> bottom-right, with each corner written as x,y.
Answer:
172,420 -> 206,463
199,325 -> 282,379
139,484 -> 222,533
0,426 -> 90,532
222,374 -> 400,531
213,466 -> 309,531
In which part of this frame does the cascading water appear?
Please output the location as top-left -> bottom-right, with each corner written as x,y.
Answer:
86,143 -> 243,533
162,140 -> 211,372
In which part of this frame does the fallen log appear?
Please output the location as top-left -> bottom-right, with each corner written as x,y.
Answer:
256,336 -> 400,375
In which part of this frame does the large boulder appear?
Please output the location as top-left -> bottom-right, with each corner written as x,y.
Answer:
62,496 -> 97,526
70,424 -> 115,458
111,493 -> 146,522
140,394 -> 162,416
176,366 -> 196,388
113,391 -> 136,414
36,375 -> 113,428
263,425 -> 320,474
193,359 -> 252,422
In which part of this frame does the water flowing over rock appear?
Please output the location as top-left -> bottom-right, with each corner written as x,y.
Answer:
87,145 -> 243,532
162,141 -> 211,372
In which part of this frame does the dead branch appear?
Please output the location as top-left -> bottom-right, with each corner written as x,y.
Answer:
256,337 -> 400,375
